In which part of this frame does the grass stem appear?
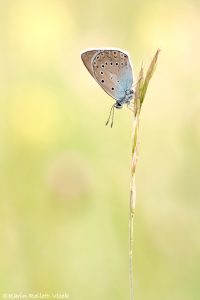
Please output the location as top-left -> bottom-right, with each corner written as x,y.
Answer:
129,49 -> 160,300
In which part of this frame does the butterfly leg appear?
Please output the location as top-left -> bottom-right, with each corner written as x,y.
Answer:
127,102 -> 135,113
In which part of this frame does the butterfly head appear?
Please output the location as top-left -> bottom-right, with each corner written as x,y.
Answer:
114,102 -> 123,109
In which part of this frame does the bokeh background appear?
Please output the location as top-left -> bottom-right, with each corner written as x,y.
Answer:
0,0 -> 200,299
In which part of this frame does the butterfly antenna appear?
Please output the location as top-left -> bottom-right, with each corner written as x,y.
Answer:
111,106 -> 115,128
106,104 -> 115,127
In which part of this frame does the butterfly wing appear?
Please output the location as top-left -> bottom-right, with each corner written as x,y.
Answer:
81,50 -> 100,78
93,50 -> 134,101
81,49 -> 134,102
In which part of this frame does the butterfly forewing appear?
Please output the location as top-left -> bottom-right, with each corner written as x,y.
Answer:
81,50 -> 100,78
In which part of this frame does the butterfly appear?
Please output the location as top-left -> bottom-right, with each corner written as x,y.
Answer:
81,49 -> 135,127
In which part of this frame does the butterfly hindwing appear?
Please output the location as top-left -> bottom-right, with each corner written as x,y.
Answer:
81,49 -> 134,102
93,50 -> 133,101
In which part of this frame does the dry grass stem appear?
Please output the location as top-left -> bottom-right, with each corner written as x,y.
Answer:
129,49 -> 160,300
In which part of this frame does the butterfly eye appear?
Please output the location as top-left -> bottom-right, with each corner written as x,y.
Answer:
124,55 -> 127,58
110,62 -> 113,65
105,62 -> 108,65
101,80 -> 104,83
96,56 -> 100,60
120,53 -> 124,58
116,62 -> 119,65
100,71 -> 104,75
101,64 -> 105,68
112,87 -> 115,90
100,52 -> 104,56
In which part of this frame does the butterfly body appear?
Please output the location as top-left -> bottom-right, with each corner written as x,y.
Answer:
81,49 -> 134,108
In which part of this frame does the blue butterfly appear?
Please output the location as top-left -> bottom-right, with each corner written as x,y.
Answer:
81,49 -> 135,127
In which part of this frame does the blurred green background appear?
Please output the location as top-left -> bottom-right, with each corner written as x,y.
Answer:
0,0 -> 200,299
